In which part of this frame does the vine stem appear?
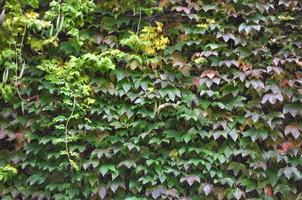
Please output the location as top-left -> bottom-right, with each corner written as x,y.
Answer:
20,25 -> 26,54
64,95 -> 76,165
14,25 -> 27,114
136,8 -> 142,35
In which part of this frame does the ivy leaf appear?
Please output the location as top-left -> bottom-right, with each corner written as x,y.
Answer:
99,57 -> 115,70
118,160 -> 136,169
284,123 -> 302,139
122,82 -> 132,93
283,103 -> 302,117
201,183 -> 213,196
229,129 -> 238,141
239,178 -> 256,192
110,183 -> 119,193
98,186 -> 107,199
180,175 -> 200,186
151,186 -> 165,199
234,188 -> 244,200
99,164 -> 116,176
116,70 -> 125,81
27,173 -> 45,186
243,128 -> 268,142
281,166 -> 301,180
200,70 -> 219,79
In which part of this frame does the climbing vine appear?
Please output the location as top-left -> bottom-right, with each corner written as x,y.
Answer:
0,0 -> 302,200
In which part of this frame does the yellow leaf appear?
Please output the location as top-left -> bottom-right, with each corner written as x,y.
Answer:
155,22 -> 163,32
25,11 -> 39,19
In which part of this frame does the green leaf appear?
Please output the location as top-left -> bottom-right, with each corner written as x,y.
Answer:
99,164 -> 116,176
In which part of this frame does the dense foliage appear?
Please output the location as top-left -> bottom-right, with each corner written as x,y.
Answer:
1,0 -> 302,199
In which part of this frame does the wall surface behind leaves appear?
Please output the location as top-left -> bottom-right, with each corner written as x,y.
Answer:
0,0 -> 302,199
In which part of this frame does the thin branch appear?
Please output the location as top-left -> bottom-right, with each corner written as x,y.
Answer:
64,95 -> 76,165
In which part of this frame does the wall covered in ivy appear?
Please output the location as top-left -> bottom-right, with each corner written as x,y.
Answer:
0,0 -> 302,199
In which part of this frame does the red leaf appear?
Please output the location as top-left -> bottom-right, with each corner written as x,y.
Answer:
281,142 -> 294,152
264,186 -> 273,196
192,77 -> 200,86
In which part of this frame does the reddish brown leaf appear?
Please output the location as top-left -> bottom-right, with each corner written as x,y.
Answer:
285,123 -> 302,139
281,80 -> 291,87
15,132 -> 28,150
295,72 -> 302,79
295,60 -> 302,67
200,70 -> 219,79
